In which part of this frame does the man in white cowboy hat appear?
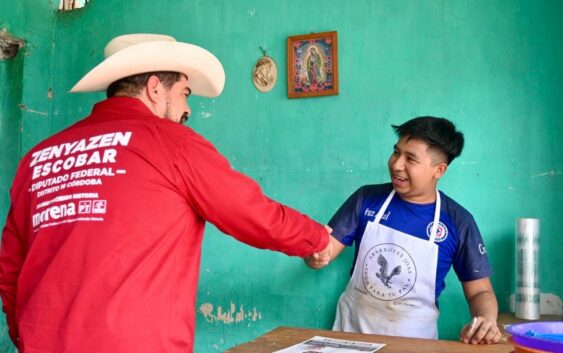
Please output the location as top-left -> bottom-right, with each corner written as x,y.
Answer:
0,33 -> 332,353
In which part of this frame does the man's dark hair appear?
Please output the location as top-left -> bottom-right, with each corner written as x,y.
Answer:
391,116 -> 464,164
107,71 -> 185,98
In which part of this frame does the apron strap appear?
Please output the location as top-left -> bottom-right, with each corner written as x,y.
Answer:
373,189 -> 442,244
375,189 -> 441,243
428,190 -> 441,243
374,189 -> 396,223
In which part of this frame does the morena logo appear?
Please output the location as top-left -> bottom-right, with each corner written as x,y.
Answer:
32,202 -> 76,227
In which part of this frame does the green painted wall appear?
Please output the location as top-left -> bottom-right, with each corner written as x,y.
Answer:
1,1 -> 562,352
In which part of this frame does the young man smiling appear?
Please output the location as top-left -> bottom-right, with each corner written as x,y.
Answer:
305,116 -> 501,344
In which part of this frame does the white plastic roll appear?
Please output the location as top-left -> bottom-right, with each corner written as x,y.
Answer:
515,218 -> 540,320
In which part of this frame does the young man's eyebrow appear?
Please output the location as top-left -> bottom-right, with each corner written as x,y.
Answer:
393,144 -> 419,158
396,145 -> 419,159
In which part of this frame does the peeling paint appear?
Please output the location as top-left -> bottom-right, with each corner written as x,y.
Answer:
198,102 -> 213,119
199,302 -> 262,324
18,104 -> 48,116
248,8 -> 256,16
59,0 -> 89,10
531,170 -> 561,178
0,29 -> 24,60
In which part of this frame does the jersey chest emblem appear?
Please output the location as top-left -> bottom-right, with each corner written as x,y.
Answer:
426,221 -> 448,242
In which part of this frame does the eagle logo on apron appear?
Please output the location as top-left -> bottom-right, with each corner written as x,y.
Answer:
362,243 -> 417,301
375,254 -> 401,288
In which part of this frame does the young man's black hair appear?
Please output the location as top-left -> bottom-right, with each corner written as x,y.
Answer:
391,116 -> 464,165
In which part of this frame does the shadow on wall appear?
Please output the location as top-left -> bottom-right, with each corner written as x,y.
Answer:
488,230 -> 515,313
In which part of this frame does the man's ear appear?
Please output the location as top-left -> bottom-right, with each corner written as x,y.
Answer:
434,162 -> 448,180
146,75 -> 162,103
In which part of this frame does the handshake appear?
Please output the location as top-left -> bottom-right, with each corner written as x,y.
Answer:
304,225 -> 342,269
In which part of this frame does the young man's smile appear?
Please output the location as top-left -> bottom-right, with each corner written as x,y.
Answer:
388,136 -> 447,204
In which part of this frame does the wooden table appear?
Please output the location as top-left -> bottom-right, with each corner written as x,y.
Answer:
224,326 -> 514,353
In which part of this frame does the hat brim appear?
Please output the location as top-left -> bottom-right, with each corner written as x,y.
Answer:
70,41 -> 225,98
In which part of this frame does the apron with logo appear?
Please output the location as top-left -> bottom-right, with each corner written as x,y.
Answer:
333,189 -> 441,339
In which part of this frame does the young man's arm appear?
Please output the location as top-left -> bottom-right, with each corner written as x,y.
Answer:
459,277 -> 502,344
305,186 -> 369,269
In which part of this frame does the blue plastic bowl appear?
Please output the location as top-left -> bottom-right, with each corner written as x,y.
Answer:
505,321 -> 563,353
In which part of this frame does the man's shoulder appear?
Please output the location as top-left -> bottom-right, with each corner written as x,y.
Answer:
332,183 -> 391,217
439,191 -> 477,226
21,123 -> 81,161
358,183 -> 393,200
160,123 -> 217,152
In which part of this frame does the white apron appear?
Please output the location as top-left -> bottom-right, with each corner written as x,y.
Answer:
333,189 -> 441,339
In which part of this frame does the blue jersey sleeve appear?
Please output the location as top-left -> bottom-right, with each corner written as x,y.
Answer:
328,184 -> 393,246
328,187 -> 363,246
451,208 -> 493,282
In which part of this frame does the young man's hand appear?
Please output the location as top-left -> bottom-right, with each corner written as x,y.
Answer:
304,225 -> 333,268
304,226 -> 349,269
459,316 -> 502,344
460,278 -> 502,344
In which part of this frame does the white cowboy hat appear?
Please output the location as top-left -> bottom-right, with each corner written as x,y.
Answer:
70,33 -> 225,97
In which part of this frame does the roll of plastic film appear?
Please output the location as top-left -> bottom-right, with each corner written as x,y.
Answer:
515,218 -> 540,320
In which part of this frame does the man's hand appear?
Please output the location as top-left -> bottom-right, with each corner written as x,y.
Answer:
459,316 -> 502,344
304,225 -> 333,269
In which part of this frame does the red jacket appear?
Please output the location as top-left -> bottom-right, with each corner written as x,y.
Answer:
0,97 -> 328,353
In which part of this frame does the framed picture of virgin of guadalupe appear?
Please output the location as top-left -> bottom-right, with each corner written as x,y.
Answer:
286,31 -> 338,98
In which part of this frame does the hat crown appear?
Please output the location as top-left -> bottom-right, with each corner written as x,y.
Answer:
71,33 -> 225,97
104,34 -> 176,58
